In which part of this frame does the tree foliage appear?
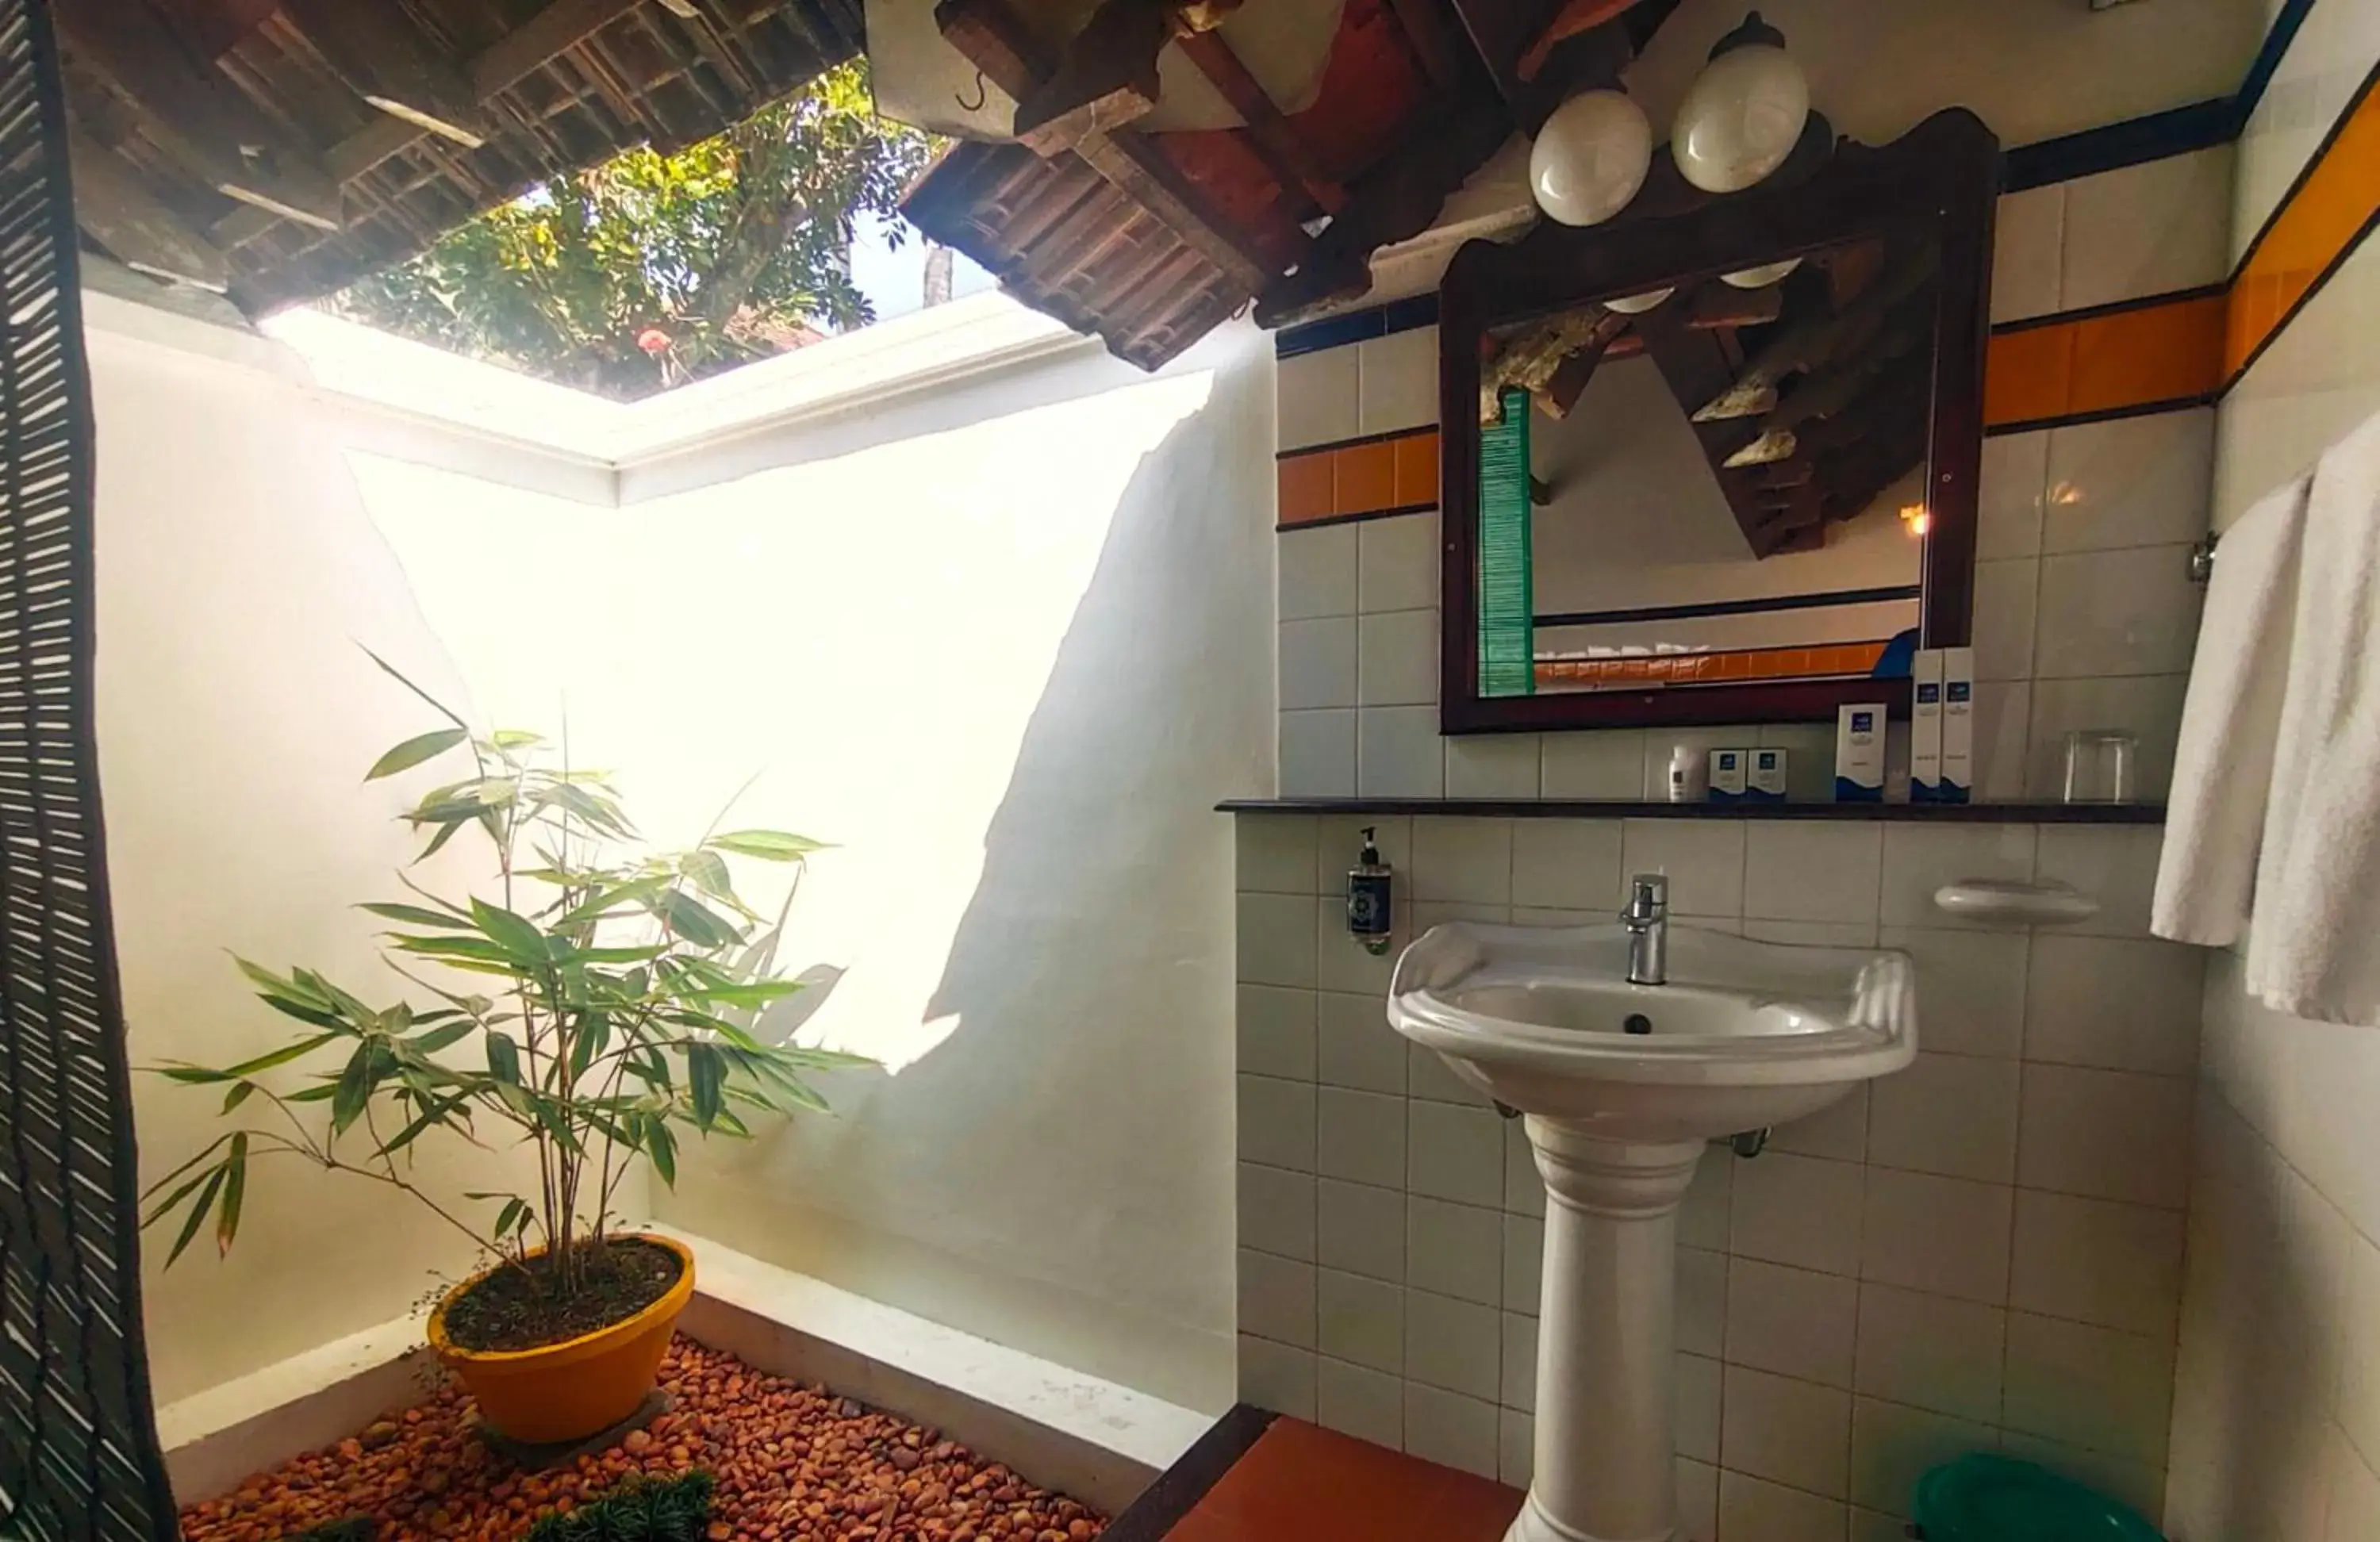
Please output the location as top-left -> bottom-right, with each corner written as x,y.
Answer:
142,651 -> 872,1294
330,62 -> 938,400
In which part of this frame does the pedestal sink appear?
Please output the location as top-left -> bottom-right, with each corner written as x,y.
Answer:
1388,919 -> 1916,1542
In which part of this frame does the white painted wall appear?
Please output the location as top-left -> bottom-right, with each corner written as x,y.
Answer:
350,320 -> 1276,1413
86,298 -> 532,1407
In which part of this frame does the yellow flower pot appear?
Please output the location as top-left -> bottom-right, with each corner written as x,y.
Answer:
427,1233 -> 695,1445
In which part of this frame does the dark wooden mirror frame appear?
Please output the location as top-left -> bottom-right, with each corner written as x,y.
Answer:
1437,108 -> 2002,734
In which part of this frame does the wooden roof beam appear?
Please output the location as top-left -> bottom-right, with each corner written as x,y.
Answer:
66,121 -> 233,290
282,0 -> 488,148
1384,0 -> 1471,90
935,0 -> 1272,293
1011,0 -> 1172,157
1173,29 -> 1342,213
57,0 -> 344,229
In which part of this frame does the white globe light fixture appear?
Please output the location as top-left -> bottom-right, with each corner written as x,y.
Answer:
1603,287 -> 1674,314
1529,89 -> 1654,227
1673,12 -> 1810,194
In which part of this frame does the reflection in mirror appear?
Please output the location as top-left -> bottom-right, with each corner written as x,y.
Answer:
1473,231 -> 1941,700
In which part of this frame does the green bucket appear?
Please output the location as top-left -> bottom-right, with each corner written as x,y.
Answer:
1912,1454 -> 2167,1542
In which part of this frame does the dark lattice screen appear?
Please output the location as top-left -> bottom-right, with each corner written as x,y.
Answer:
0,1 -> 179,1538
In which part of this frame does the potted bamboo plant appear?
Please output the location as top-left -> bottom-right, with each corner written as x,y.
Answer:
143,656 -> 868,1443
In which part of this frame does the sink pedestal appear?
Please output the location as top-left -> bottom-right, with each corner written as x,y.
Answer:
1508,1120 -> 1705,1542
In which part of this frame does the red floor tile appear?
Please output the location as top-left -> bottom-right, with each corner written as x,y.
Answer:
1164,1419 -> 1524,1540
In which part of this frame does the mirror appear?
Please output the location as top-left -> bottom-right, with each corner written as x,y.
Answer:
1440,110 -> 2000,733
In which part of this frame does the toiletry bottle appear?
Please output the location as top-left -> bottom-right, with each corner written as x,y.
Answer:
1668,745 -> 1709,803
1348,827 -> 1393,956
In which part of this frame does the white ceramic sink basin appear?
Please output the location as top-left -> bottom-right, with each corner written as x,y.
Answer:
1389,921 -> 1917,1143
1388,919 -> 1918,1542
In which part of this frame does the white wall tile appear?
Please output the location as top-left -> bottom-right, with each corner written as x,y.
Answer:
2034,546 -> 2205,678
1880,824 -> 2037,929
1509,818 -> 1623,909
1238,815 -> 1319,894
1358,608 -> 1438,707
1405,1287 -> 1503,1401
2002,1312 -> 2175,1467
1239,1247 -> 1317,1347
1313,815 -> 1411,892
1722,1364 -> 1852,1497
1539,729 -> 1647,798
1315,897 -> 1402,998
1854,1282 -> 2006,1425
1719,1471 -> 1848,1542
1679,1245 -> 1725,1357
1280,522 -> 1358,620
1409,1099 -> 1507,1207
2025,934 -> 2203,1075
2017,1064 -> 2192,1209
1850,1398 -> 1997,1517
1726,1257 -> 1859,1388
1868,1052 -> 2021,1183
2025,674 -> 2188,800
1358,511 -> 1440,613
1507,1119 -> 1549,1218
2042,409 -> 2216,554
1971,557 -> 2040,682
1410,1041 -> 1490,1104
2342,1231 -> 2380,1479
1971,681 -> 2034,802
1239,1072 -> 1316,1172
1318,1177 -> 1405,1282
1357,705 -> 1445,796
1678,1352 -> 1722,1462
1771,1084 -> 1869,1163
1240,1161 -> 1316,1261
1744,823 -> 1883,924
2326,1429 -> 2380,1542
2059,144 -> 2234,311
1317,1086 -> 1406,1187
1404,1381 -> 1500,1479
1679,1150 -> 1732,1249
1978,430 -> 2049,560
1280,616 -> 1357,708
1503,1410 -> 1536,1490
1998,1432 -> 2167,1526
1504,1212 -> 1544,1315
1318,989 -> 1405,1095
1878,927 -> 2027,1057
1280,708 -> 1356,796
1679,1459 -> 1718,1542
2033,824 -> 2167,938
1410,817 -> 1514,903
1357,326 -> 1439,435
1445,735 -> 1541,797
1317,1356 -> 1403,1448
1237,984 -> 1316,1080
1317,1266 -> 1403,1372
1860,1168 -> 2014,1304
1622,819 -> 1747,916
1239,1333 -> 1315,1418
1992,184 -> 2065,324
2010,1189 -> 2184,1339
1502,1310 -> 1537,1412
1238,890 -> 1319,987
1732,1153 -> 1865,1276
1407,1195 -> 1503,1306
1278,346 -> 1359,451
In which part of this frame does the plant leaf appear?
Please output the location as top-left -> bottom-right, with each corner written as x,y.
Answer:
215,1133 -> 247,1256
679,850 -> 733,900
220,1034 -> 340,1080
645,1116 -> 678,1187
708,830 -> 829,861
366,727 -> 470,781
163,1166 -> 226,1269
470,898 -> 550,966
685,1044 -> 725,1130
360,646 -> 468,730
486,1032 -> 522,1084
662,892 -> 739,949
359,902 -> 474,930
330,1045 -> 376,1135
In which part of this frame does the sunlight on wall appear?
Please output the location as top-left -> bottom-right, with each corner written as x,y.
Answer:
352,369 -> 1215,1075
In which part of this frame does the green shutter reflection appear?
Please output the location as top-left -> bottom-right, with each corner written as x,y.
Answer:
1477,387 -> 1535,697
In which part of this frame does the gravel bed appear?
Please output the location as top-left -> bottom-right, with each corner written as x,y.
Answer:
177,1336 -> 1107,1542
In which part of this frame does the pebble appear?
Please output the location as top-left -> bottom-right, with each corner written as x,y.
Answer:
175,1337 -> 1104,1542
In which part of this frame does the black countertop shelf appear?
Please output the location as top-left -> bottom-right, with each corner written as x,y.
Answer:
1217,797 -> 2165,824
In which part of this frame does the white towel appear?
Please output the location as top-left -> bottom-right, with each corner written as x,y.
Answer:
2244,407 -> 2380,1024
2152,476 -> 2307,946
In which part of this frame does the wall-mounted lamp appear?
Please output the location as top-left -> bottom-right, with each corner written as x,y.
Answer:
1672,13 -> 1810,194
1603,286 -> 1675,314
1720,257 -> 1802,289
1528,89 -> 1654,227
1900,503 -> 1932,537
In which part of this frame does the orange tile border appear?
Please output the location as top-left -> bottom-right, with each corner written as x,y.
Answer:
1277,425 -> 1441,527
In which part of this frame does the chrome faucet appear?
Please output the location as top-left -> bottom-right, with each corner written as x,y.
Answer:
1622,873 -> 1669,986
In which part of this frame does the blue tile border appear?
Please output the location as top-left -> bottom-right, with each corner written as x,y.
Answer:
1276,0 -> 2329,354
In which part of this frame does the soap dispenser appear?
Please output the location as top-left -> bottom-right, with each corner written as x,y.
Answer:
1347,827 -> 1393,955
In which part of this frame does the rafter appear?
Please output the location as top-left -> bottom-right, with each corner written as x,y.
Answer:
1173,29 -> 1342,213
282,0 -> 486,148
1010,0 -> 1173,156
56,0 -> 344,229
66,120 -> 232,290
